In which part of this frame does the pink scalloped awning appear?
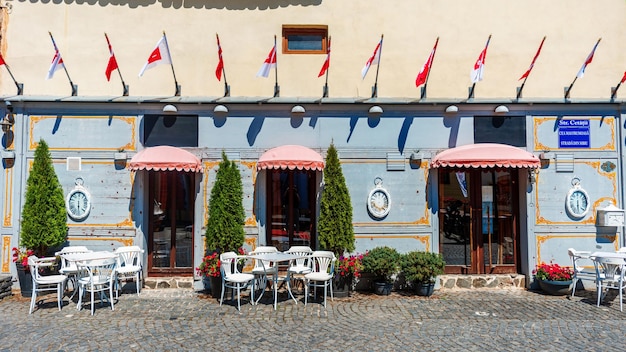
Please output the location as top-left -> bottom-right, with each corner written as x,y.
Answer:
128,146 -> 203,172
257,145 -> 324,171
431,143 -> 540,169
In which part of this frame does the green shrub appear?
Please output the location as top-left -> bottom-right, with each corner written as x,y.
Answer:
361,246 -> 401,282
400,251 -> 445,283
20,139 -> 67,257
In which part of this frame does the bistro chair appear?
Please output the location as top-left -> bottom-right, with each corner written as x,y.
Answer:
249,246 -> 279,298
56,246 -> 92,298
27,256 -> 68,314
76,257 -> 117,315
219,252 -> 255,311
567,248 -> 596,298
304,251 -> 336,308
285,246 -> 313,295
592,255 -> 626,312
114,245 -> 144,298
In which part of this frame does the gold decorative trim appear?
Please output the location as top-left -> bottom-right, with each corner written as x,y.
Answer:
29,115 -> 136,151
1,235 -> 11,273
354,234 -> 431,251
67,236 -> 134,247
3,167 -> 13,227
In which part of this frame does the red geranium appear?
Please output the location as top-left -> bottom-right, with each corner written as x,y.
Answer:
336,253 -> 364,278
12,247 -> 34,268
533,262 -> 573,281
196,252 -> 221,278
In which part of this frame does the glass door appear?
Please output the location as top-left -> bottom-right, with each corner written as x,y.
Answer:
266,170 -> 316,252
439,169 -> 519,274
148,171 -> 195,275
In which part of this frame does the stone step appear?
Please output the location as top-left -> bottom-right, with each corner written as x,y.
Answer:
439,274 -> 527,290
143,277 -> 194,290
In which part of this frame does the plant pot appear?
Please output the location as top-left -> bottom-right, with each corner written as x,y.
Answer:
209,275 -> 223,298
538,279 -> 572,296
355,272 -> 376,292
333,274 -> 353,298
415,281 -> 435,297
373,281 -> 393,296
15,263 -> 32,298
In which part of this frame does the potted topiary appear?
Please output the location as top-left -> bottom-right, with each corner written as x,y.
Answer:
201,151 -> 246,298
400,251 -> 445,296
361,246 -> 400,295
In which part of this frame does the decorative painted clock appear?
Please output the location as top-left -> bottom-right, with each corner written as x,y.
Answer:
66,177 -> 91,221
565,178 -> 590,219
367,177 -> 391,219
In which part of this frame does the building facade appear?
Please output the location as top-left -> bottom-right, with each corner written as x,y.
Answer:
1,1 -> 625,288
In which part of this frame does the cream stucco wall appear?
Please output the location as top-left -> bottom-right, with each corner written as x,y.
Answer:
2,0 -> 625,99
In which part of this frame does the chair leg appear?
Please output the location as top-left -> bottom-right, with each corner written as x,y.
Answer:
330,280 -> 334,302
304,280 -> 309,306
597,282 -> 602,307
91,290 -> 95,315
29,285 -> 37,314
219,281 -> 225,306
57,283 -> 63,311
136,272 -> 140,295
323,284 -> 327,308
237,285 -> 241,311
571,278 -> 578,298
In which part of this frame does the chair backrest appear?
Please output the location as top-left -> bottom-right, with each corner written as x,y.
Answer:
27,255 -> 59,282
286,246 -> 313,269
618,247 -> 626,253
77,257 -> 117,287
568,248 -> 593,273
114,246 -> 144,268
310,251 -> 336,275
593,256 -> 626,280
249,246 -> 279,271
220,252 -> 240,278
56,246 -> 92,271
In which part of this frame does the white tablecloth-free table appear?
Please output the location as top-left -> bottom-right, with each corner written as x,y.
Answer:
247,252 -> 308,310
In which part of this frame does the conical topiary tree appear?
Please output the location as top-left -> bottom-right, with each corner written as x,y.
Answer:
20,139 -> 68,257
318,143 -> 355,258
205,151 -> 245,253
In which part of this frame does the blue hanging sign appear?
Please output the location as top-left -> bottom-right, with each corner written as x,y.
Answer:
558,119 -> 590,148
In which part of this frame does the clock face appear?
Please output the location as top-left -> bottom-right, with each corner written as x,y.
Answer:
368,188 -> 391,218
566,188 -> 589,218
66,189 -> 91,221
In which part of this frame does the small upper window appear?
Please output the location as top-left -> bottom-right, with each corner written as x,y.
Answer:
282,25 -> 328,54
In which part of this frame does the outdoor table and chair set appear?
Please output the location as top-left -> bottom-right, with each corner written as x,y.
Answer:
219,246 -> 336,311
27,245 -> 144,315
568,247 -> 626,311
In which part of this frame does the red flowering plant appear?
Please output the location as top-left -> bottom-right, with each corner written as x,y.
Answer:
12,247 -> 35,268
335,253 -> 364,278
533,262 -> 574,282
196,251 -> 221,278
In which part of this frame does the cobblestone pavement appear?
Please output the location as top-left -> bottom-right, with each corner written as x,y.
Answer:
1,287 -> 625,351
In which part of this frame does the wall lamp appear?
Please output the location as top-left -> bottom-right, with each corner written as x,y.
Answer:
445,105 -> 459,113
213,105 -> 228,114
368,105 -> 383,116
494,105 -> 509,114
291,105 -> 306,114
0,111 -> 14,132
162,104 -> 178,113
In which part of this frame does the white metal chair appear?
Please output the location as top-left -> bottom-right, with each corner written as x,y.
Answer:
567,248 -> 596,298
55,246 -> 92,298
592,255 -> 626,312
304,251 -> 336,308
114,245 -> 144,298
285,246 -> 313,296
76,257 -> 117,315
249,246 -> 279,299
219,252 -> 255,311
27,256 -> 68,314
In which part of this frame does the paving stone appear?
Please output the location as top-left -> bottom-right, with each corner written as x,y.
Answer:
1,287 -> 625,351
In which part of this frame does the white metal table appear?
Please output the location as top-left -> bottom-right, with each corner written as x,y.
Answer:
247,252 -> 308,310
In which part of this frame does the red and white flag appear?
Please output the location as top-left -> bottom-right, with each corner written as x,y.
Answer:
470,36 -> 491,83
105,34 -> 119,81
256,44 -> 277,78
215,34 -> 224,81
361,37 -> 383,79
519,36 -> 546,81
621,71 -> 626,84
46,50 -> 64,80
415,38 -> 439,87
577,38 -> 601,78
318,37 -> 331,78
139,35 -> 172,77
0,54 -> 5,66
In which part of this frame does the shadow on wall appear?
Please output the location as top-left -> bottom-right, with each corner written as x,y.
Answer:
25,0 -> 322,10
